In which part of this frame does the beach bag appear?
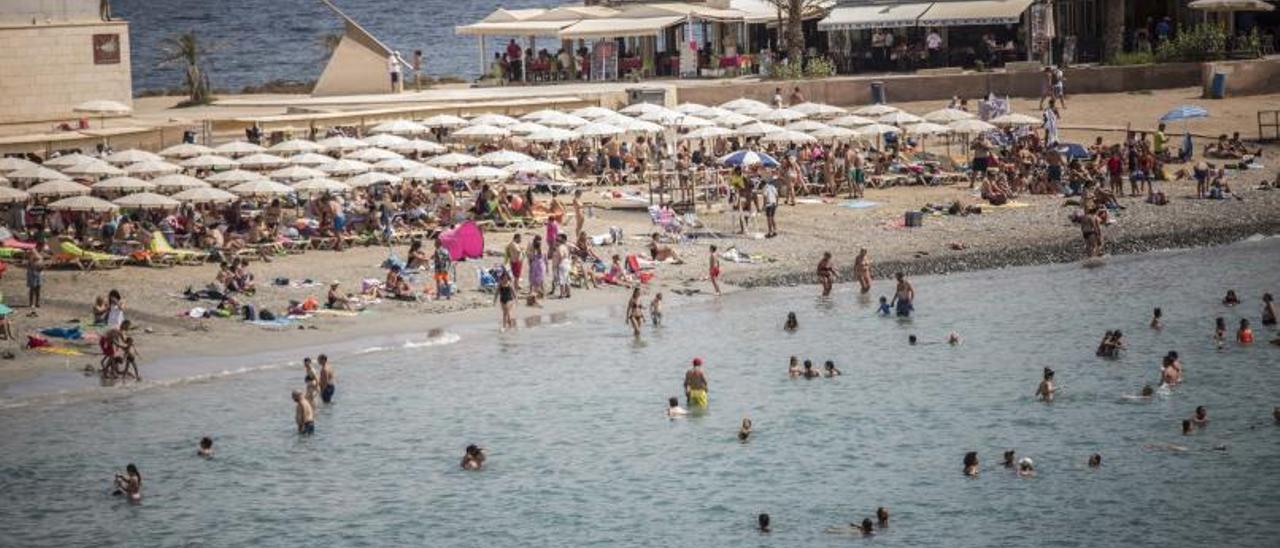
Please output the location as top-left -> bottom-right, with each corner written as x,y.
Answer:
242,305 -> 257,321
259,310 -> 276,321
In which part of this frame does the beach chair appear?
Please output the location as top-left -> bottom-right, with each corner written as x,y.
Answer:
0,247 -> 26,263
149,231 -> 208,265
476,267 -> 498,293
52,240 -> 126,270
648,205 -> 685,239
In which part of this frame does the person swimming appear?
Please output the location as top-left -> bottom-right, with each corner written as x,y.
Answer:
1273,406 -> 1280,424
1214,317 -> 1227,348
1088,453 -> 1102,468
1263,293 -> 1277,326
784,312 -> 798,331
877,296 -> 892,316
666,397 -> 688,418
787,356 -> 802,378
1223,290 -> 1240,306
112,463 -> 142,503
1002,450 -> 1016,468
947,332 -> 961,345
198,437 -> 214,458
738,418 -> 753,441
757,513 -> 771,533
1237,318 -> 1254,343
823,360 -> 842,377
963,451 -> 979,476
1191,405 -> 1209,427
1017,457 -> 1035,477
876,507 -> 889,528
461,444 -> 486,470
802,360 -> 821,379
908,335 -> 918,346
1182,419 -> 1193,436
1150,307 -> 1163,329
1036,368 -> 1056,402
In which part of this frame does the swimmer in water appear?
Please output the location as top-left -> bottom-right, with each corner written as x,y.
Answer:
649,292 -> 663,326
1191,405 -> 1209,427
461,444 -> 486,470
1017,457 -> 1036,477
1237,318 -> 1254,344
1088,453 -> 1102,468
1182,419 -> 1193,436
788,356 -> 802,378
1036,368 -> 1056,402
908,334 -> 918,346
963,451 -> 979,476
784,312 -> 798,331
1140,385 -> 1155,398
197,437 -> 214,458
854,248 -> 872,294
877,296 -> 892,316
802,360 -> 821,379
1003,450 -> 1016,468
113,463 -> 142,503
1223,289 -> 1240,306
738,418 -> 753,441
292,390 -> 314,435
823,360 -> 842,377
1214,317 -> 1227,348
877,507 -> 889,528
948,332 -> 961,345
1150,307 -> 1163,329
758,513 -> 771,533
891,272 -> 915,318
1263,293 -> 1277,326
626,287 -> 644,338
666,397 -> 688,418
1096,330 -> 1116,357
827,518 -> 875,536
1273,406 -> 1280,424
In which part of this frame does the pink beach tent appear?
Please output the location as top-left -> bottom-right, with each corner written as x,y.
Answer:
439,220 -> 484,261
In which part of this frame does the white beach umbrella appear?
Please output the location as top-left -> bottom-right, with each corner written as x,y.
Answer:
181,155 -> 239,170
268,165 -> 327,182
49,195 -> 118,212
505,160 -> 561,176
468,113 -> 519,127
73,100 -> 131,128
229,153 -> 288,170
0,186 -> 31,204
905,122 -> 952,135
372,158 -> 424,173
720,98 -> 770,112
525,127 -> 580,143
26,179 -> 89,198
791,102 -> 846,118
615,119 -> 664,134
316,136 -> 368,152
811,126 -> 858,140
370,119 -> 427,136
923,108 -> 976,123
878,111 -> 924,126
92,176 -> 155,195
674,103 -> 711,116
856,123 -> 902,137
760,108 -> 807,123
786,120 -> 831,133
734,103 -> 774,117
619,103 -> 668,116
9,166 -> 72,182
760,130 -> 817,145
346,172 -> 403,188
317,158 -> 372,176
479,150 -> 534,167
576,122 -> 625,138
171,187 -> 236,205
456,165 -> 510,182
343,147 -> 403,163
637,109 -> 683,124
113,192 -> 180,210
538,112 -> 589,128
713,111 -> 757,128
205,169 -> 266,187
570,106 -> 617,120
402,166 -> 457,181
509,121 -> 550,136
291,178 -> 351,195
213,141 -> 266,157
451,124 -> 511,141
679,126 -> 736,141
103,149 -> 161,166
420,114 -> 468,129
150,174 -> 209,192
44,153 -> 98,169
269,139 -> 326,155
670,115 -> 716,129
520,109 -> 563,122
64,160 -> 125,178
990,112 -> 1042,127
736,122 -> 785,137
389,139 -> 448,156
122,159 -> 183,177
158,143 -> 213,159
360,133 -> 410,149
948,119 -> 998,133
0,157 -> 39,174
852,104 -> 900,116
289,153 -> 337,167
699,106 -> 735,119
229,179 -> 295,198
426,152 -> 480,167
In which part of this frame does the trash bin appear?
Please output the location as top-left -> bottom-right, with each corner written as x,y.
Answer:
1210,72 -> 1227,99
904,210 -> 923,227
870,81 -> 887,104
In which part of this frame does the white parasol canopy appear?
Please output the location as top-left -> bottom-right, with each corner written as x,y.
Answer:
0,157 -> 39,173
205,169 -> 266,186
372,158 -> 424,173
791,102 -> 847,118
713,111 -> 758,128
619,102 -> 669,116
289,152 -> 337,167
679,126 -> 736,141
291,178 -> 351,194
479,150 -> 534,167
229,179 -> 295,197
785,120 -> 831,133
402,165 -> 457,181
760,108 -> 808,123
370,119 -> 428,136
316,136 -> 368,152
26,179 -> 89,197
317,158 -> 372,176
171,187 -> 237,204
878,111 -> 924,126
44,153 -> 98,169
923,108 -> 976,123
49,195 -> 118,212
505,160 -> 561,176
269,139 -> 326,155
420,114 -> 468,129
213,141 -> 266,157
451,124 -> 511,141
123,159 -> 183,176
719,97 -> 771,112
990,112 -> 1042,127
904,122 -> 952,135
268,165 -> 327,182
0,186 -> 31,203
389,139 -> 447,155
948,119 -> 998,133
468,113 -> 519,127
525,127 -> 580,143
811,126 -> 858,140
346,172 -> 403,188
856,123 -> 902,136
576,122 -> 625,138
63,160 -> 125,178
853,104 -> 901,116
736,122 -> 785,137
150,174 -> 209,192
9,166 -> 72,182
113,192 -> 180,210
455,165 -> 511,181
93,176 -> 156,194
426,152 -> 480,167
760,130 -> 818,145
570,106 -> 618,120
360,133 -> 410,148
181,155 -> 239,170
103,149 -> 161,166
344,147 -> 403,163
158,143 -> 214,159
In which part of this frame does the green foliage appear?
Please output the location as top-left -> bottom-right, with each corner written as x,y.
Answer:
1105,50 -> 1156,66
767,56 -> 836,80
803,56 -> 836,78
767,58 -> 804,80
1155,25 -> 1227,63
157,31 -> 213,106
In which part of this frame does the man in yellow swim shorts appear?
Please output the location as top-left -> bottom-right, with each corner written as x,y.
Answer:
684,357 -> 708,408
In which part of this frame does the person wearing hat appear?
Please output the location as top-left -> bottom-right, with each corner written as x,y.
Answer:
326,280 -> 360,311
684,358 -> 708,408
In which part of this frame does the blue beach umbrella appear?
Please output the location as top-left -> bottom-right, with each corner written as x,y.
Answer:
1159,105 -> 1209,123
719,150 -> 780,168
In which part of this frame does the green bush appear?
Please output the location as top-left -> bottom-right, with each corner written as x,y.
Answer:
767,59 -> 804,80
1155,24 -> 1227,62
766,56 -> 835,80
804,56 -> 836,78
1106,50 -> 1156,66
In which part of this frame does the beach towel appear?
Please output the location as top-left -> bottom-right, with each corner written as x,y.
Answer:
34,345 -> 84,356
312,309 -> 361,317
40,326 -> 83,340
440,221 -> 484,261
986,201 -> 1032,209
2,238 -> 35,251
839,199 -> 881,209
247,318 -> 294,329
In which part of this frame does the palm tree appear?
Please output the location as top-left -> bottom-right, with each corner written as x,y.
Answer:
767,0 -> 828,64
157,31 -> 212,106
1103,0 -> 1126,61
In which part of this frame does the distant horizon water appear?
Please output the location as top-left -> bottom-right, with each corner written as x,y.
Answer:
114,0 -> 546,92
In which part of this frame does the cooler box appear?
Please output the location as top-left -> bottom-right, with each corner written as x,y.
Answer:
904,211 -> 924,227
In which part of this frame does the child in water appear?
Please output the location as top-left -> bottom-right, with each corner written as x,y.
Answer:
649,292 -> 663,326
1150,307 -> 1162,329
1237,319 -> 1254,344
784,312 -> 798,331
666,396 -> 688,418
823,360 -> 843,377
1214,317 -> 1227,348
787,356 -> 802,378
877,296 -> 892,316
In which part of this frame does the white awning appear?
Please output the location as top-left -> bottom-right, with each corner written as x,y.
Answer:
558,16 -> 684,39
817,3 -> 932,31
918,0 -> 1035,26
456,20 -> 576,36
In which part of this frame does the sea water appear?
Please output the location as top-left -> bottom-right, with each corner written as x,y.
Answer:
1,239 -> 1278,547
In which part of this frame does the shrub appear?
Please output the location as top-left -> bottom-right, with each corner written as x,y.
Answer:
1155,24 -> 1227,62
1106,51 -> 1156,66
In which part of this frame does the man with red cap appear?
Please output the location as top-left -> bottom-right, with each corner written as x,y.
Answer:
684,358 -> 708,408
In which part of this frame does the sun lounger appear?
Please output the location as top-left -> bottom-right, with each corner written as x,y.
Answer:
0,247 -> 26,263
53,240 -> 127,270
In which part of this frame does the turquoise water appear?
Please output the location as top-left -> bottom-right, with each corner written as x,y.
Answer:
1,240 -> 1279,546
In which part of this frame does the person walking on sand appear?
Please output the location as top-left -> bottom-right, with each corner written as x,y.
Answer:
25,248 -> 43,314
572,189 -> 585,241
817,251 -> 835,297
626,287 -> 644,337
505,234 -> 524,293
891,272 -> 914,317
854,248 -> 872,294
684,358 -> 708,408
496,270 -> 517,331
293,390 -> 314,435
432,237 -> 452,300
318,354 -> 336,404
1081,207 -> 1103,258
762,176 -> 779,238
709,245 -> 722,296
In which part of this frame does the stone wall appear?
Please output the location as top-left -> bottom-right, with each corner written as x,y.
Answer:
0,0 -> 101,25
1203,57 -> 1280,98
0,20 -> 133,124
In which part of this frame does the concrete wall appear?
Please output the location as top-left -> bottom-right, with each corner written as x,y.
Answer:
675,62 -> 1204,107
1203,57 -> 1280,98
0,0 -> 101,25
0,20 -> 133,124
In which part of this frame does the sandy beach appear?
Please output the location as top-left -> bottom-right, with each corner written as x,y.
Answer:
3,86 -> 1279,391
